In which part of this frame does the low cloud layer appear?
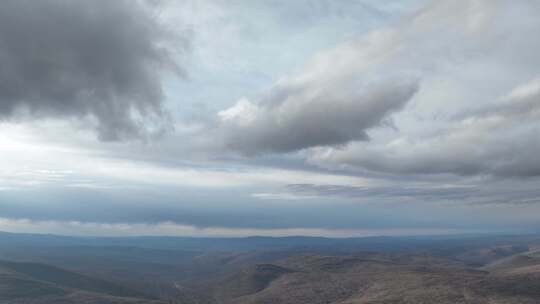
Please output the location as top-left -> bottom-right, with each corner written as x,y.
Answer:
280,182 -> 540,206
219,79 -> 418,154
0,0 -> 183,140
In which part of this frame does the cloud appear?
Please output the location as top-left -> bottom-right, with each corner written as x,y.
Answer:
0,217 -> 470,238
216,28 -> 420,154
214,0 -> 540,157
0,0 -> 185,141
3,0 -> 540,236
304,0 -> 540,178
274,182 -> 540,207
283,183 -> 477,201
311,77 -> 540,177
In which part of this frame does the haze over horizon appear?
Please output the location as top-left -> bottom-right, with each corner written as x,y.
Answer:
1,0 -> 540,238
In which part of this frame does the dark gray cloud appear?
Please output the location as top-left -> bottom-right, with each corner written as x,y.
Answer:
0,0 -> 184,140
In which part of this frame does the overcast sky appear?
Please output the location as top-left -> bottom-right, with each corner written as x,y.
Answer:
1,0 -> 540,237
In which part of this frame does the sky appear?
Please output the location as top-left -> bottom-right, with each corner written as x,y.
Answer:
1,0 -> 540,237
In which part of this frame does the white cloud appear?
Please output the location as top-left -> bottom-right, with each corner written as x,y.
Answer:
0,122 -> 372,190
0,217 -> 476,238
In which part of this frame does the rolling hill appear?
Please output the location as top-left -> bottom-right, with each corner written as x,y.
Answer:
212,254 -> 540,304
0,259 -> 164,304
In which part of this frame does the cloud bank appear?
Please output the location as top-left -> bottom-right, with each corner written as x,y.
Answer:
0,0 -> 183,140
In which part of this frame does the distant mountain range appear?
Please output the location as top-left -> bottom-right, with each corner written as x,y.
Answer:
1,231 -> 540,303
